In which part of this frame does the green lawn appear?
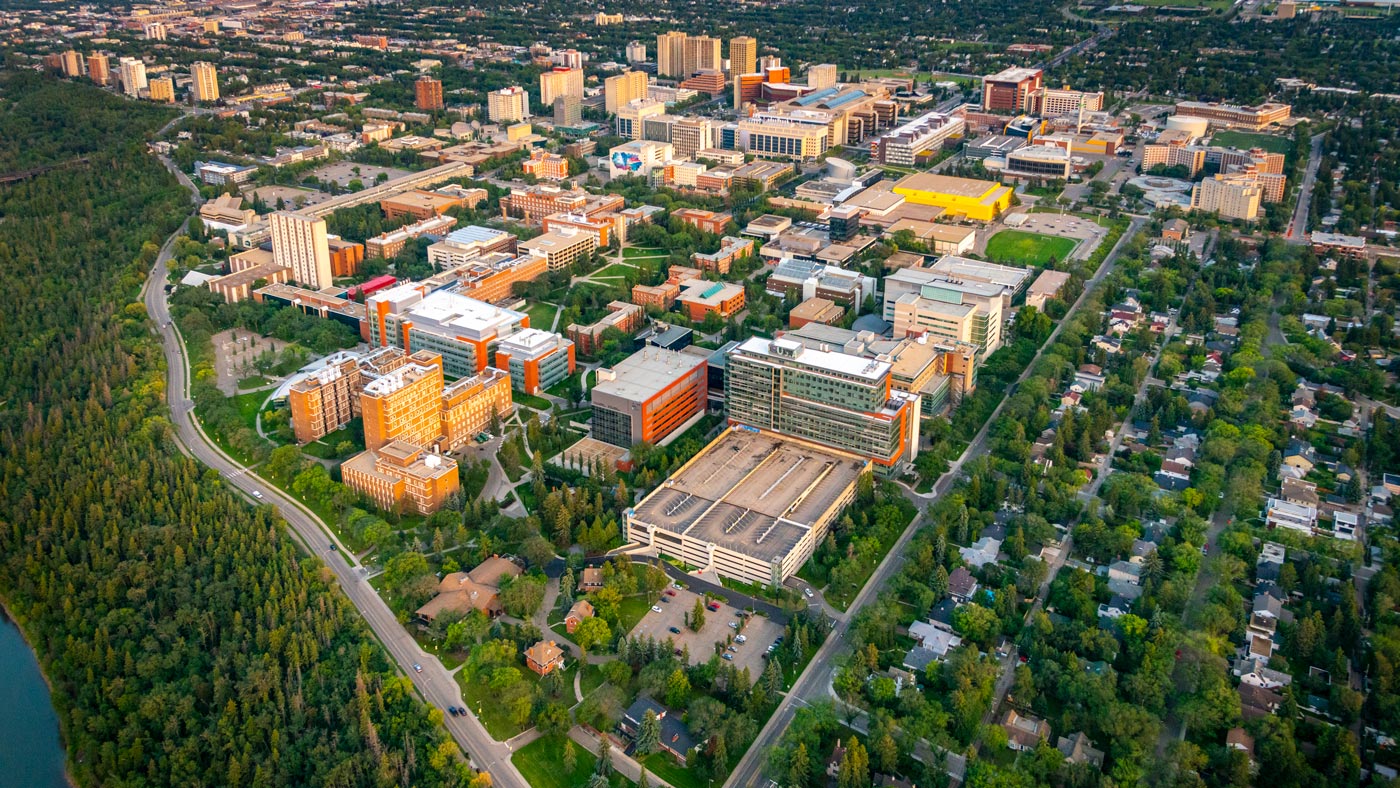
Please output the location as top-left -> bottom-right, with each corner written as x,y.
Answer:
984,230 -> 1080,266
622,247 -> 667,259
515,392 -> 555,411
1209,130 -> 1292,155
593,263 -> 638,278
579,662 -> 608,697
237,375 -> 269,390
513,735 -> 633,788
640,753 -> 705,788
459,663 -> 578,741
526,302 -> 558,331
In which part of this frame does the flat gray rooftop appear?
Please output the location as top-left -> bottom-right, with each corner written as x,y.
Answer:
632,429 -> 867,563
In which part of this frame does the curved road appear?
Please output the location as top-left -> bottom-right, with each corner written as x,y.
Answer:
142,153 -> 530,787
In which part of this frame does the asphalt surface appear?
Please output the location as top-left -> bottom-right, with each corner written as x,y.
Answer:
724,217 -> 1146,788
1286,133 -> 1326,243
143,154 -> 531,787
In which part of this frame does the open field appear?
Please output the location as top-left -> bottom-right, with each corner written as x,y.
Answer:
985,230 -> 1081,266
1209,130 -> 1293,154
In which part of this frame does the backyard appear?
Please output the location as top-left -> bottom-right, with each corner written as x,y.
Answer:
984,230 -> 1080,266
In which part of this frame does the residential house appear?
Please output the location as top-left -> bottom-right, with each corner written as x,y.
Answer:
948,567 -> 980,603
1057,732 -> 1105,769
1226,728 -> 1256,763
565,599 -> 595,633
579,566 -> 604,591
960,536 -> 1002,569
1107,560 -> 1145,600
525,640 -> 566,676
1239,684 -> 1283,719
1074,364 -> 1106,392
1235,656 -> 1292,689
415,556 -> 523,622
621,697 -> 699,764
908,620 -> 963,662
1249,593 -> 1282,640
1001,709 -> 1051,751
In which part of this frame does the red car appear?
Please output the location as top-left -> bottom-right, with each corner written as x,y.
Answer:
707,602 -> 720,612
665,589 -> 677,597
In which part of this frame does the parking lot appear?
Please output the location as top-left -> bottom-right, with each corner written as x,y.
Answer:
628,586 -> 784,676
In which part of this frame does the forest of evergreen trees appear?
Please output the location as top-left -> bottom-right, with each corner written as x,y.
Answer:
0,71 -> 472,787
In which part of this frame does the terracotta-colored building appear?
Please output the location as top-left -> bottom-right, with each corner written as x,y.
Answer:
565,600 -> 595,633
328,237 -> 366,277
414,556 -> 523,621
525,640 -> 566,676
672,209 -> 733,235
632,281 -> 681,310
341,440 -> 460,515
523,150 -> 570,181
567,301 -> 645,356
677,279 -> 746,322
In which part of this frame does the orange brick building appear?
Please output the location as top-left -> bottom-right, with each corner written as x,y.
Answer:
677,278 -> 746,321
288,357 -> 361,443
381,189 -> 469,220
502,184 -> 624,225
672,208 -> 733,235
328,237 -> 365,277
542,212 -> 614,247
567,301 -> 645,356
440,367 -> 514,449
360,351 -> 448,452
341,440 -> 459,515
415,75 -> 444,111
632,281 -> 681,310
522,150 -> 570,181
691,235 -> 753,275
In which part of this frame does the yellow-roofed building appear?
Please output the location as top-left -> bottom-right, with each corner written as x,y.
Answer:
890,173 -> 1013,222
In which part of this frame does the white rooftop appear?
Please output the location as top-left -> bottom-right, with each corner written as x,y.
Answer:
733,335 -> 890,381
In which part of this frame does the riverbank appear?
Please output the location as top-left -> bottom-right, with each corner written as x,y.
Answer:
0,597 -> 76,788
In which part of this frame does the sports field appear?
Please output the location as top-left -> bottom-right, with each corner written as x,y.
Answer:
1209,130 -> 1292,155
985,230 -> 1080,266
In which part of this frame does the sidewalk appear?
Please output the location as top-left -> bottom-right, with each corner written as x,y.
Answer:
567,726 -> 674,788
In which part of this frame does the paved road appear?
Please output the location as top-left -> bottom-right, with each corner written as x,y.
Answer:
1286,133 -> 1326,242
143,156 -> 532,787
724,217 -> 1146,788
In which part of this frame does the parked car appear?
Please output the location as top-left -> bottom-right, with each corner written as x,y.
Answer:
651,605 -> 663,613
707,602 -> 721,612
722,653 -> 734,661
728,622 -> 739,629
665,589 -> 677,597
735,635 -> 747,644
669,626 -> 681,634
660,596 -> 670,603
803,587 -> 814,598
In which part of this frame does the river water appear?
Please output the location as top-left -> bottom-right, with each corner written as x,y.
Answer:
0,609 -> 69,788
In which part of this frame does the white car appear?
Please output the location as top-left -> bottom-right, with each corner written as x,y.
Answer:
728,622 -> 739,629
803,587 -> 814,599
651,605 -> 663,613
735,635 -> 747,644
252,490 -> 263,499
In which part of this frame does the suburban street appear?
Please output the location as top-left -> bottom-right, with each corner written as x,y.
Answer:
725,216 -> 1146,788
1286,133 -> 1326,242
143,154 -> 534,788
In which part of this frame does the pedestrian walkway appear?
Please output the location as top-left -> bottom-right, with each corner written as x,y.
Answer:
567,726 -> 673,788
